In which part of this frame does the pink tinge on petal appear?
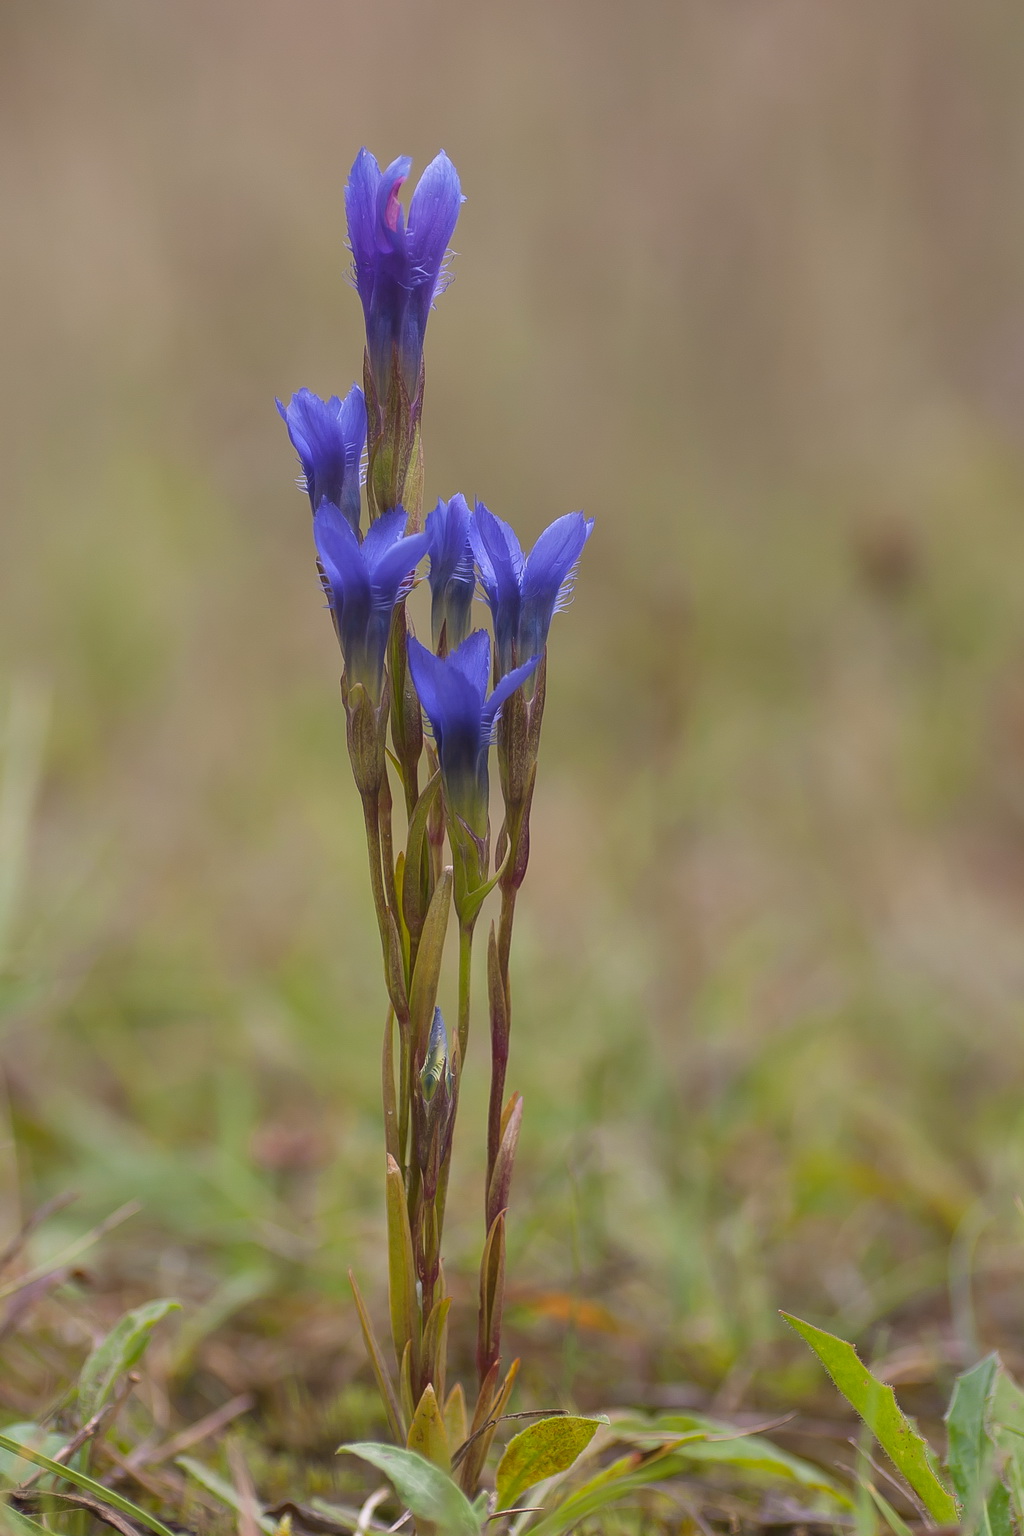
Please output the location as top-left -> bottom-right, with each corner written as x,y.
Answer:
384,175 -> 406,233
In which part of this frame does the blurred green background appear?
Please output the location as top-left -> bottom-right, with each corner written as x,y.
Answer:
3,0 -> 1024,1411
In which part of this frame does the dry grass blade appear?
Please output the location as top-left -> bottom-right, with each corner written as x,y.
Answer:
0,1202 -> 141,1304
354,1487 -> 390,1536
14,1490 -> 144,1536
0,1269 -> 71,1345
0,1192 -> 77,1276
266,1500 -> 390,1536
705,1413 -> 797,1441
228,1440 -> 261,1536
451,1409 -> 567,1471
131,1393 -> 255,1469
102,1444 -> 183,1506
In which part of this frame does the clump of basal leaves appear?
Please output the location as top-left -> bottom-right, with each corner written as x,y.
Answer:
784,1310 -> 1024,1536
337,1409 -> 850,1535
0,1298 -> 852,1536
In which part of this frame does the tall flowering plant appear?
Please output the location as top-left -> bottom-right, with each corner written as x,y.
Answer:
279,149 -> 592,1500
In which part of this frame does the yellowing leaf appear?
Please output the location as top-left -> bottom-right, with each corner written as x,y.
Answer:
495,1415 -> 602,1511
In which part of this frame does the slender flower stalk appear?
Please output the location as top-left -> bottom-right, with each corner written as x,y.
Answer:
471,507 -> 593,1216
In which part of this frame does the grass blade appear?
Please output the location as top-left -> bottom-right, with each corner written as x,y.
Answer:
348,1271 -> 404,1443
177,1455 -> 277,1534
0,1432 -> 174,1536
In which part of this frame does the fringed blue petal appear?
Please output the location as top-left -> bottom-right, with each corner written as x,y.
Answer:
371,528 -> 430,606
471,503 -> 524,674
313,500 -> 372,660
277,386 -> 367,532
345,148 -> 464,400
345,149 -> 383,307
482,654 -> 541,737
427,495 -> 475,649
408,151 -> 463,311
446,629 -> 491,698
519,512 -> 594,657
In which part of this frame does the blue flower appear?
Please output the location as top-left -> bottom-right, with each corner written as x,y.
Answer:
420,1006 -> 451,1105
407,631 -> 538,835
346,148 -> 463,401
425,494 -> 475,652
470,504 -> 594,677
314,503 -> 430,701
277,385 -> 366,533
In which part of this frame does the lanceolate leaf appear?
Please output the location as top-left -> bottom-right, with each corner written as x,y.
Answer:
610,1412 -> 850,1504
348,1270 -> 404,1444
339,1443 -> 480,1536
495,1415 -> 602,1511
385,1156 -> 419,1378
782,1312 -> 959,1524
78,1298 -> 180,1423
407,1384 -> 452,1472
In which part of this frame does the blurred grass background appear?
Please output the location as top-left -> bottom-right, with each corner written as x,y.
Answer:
3,0 -> 1024,1422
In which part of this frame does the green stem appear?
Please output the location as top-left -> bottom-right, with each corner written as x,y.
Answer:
457,921 -> 474,1065
398,1016 -> 411,1175
433,921 -> 475,1269
362,793 -> 391,965
379,775 -> 399,918
486,885 -> 517,1194
496,882 -> 517,996
363,792 -> 408,1029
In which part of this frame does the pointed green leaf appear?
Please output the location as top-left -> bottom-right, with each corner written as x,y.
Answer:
348,1270 -> 404,1443
782,1312 -> 958,1523
609,1412 -> 850,1505
407,1384 -> 451,1472
339,1443 -> 480,1536
495,1415 -> 602,1511
385,1157 -> 419,1377
78,1298 -> 180,1423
